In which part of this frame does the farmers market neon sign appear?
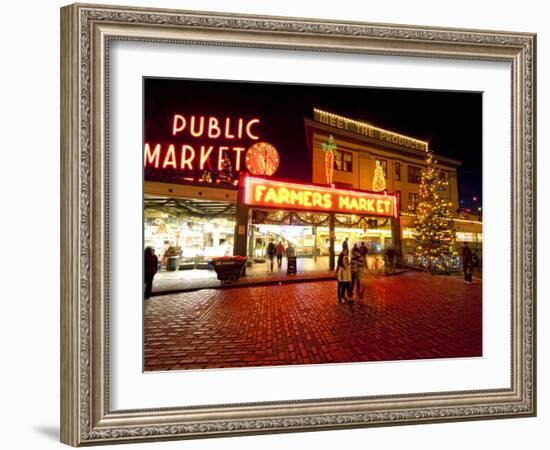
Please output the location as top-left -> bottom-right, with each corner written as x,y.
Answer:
144,115 -> 261,171
242,176 -> 397,217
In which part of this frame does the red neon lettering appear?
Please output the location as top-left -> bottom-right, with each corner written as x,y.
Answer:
172,115 -> 186,136
323,193 -> 332,209
264,187 -> 279,204
303,191 -> 313,207
338,196 -> 350,210
144,143 -> 161,168
237,118 -> 243,139
246,119 -> 260,140
290,190 -> 303,205
208,117 -> 221,138
199,145 -> 214,170
181,145 -> 195,170
278,187 -> 290,205
348,197 -> 359,211
162,144 -> 177,169
217,147 -> 229,170
224,118 -> 235,139
366,199 -> 375,212
190,116 -> 204,137
233,147 -> 245,171
312,192 -> 323,208
254,185 -> 266,202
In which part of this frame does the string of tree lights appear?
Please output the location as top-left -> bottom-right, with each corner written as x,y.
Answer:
413,148 -> 457,273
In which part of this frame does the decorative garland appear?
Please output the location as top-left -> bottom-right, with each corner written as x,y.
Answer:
334,215 -> 389,229
144,198 -> 236,218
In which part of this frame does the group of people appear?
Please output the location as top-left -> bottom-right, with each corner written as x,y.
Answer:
266,240 -> 296,272
335,238 -> 369,304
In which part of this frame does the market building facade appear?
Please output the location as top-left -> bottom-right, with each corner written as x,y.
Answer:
144,108 -> 482,275
305,109 -> 482,262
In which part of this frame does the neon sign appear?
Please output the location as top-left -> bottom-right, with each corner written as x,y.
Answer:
242,175 -> 397,217
314,108 -> 429,152
144,115 -> 261,173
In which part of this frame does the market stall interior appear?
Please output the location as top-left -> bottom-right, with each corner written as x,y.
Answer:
144,187 -> 398,292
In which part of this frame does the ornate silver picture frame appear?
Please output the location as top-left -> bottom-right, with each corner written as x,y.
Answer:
60,3 -> 536,446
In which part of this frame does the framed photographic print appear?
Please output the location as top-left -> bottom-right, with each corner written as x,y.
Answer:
60,3 -> 536,446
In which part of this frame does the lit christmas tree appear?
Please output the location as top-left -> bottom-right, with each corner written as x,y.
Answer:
218,154 -> 233,184
372,161 -> 386,192
413,150 -> 456,273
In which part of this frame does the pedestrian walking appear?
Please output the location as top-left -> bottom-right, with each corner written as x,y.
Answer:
359,241 -> 368,268
342,237 -> 349,253
266,240 -> 277,272
350,245 -> 365,300
144,246 -> 158,299
461,241 -> 473,283
335,249 -> 352,304
276,241 -> 285,269
285,242 -> 296,258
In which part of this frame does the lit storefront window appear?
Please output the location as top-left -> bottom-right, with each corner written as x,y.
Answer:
455,232 -> 482,242
144,200 -> 236,269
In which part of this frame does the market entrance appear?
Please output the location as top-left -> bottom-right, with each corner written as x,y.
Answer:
246,210 -> 395,274
235,174 -> 400,273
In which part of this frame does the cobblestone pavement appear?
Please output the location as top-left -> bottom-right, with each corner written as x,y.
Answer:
144,271 -> 482,371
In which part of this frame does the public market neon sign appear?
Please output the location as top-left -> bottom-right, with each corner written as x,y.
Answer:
144,115 -> 261,171
243,176 -> 397,217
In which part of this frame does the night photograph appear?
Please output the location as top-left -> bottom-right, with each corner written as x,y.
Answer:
142,77 -> 483,372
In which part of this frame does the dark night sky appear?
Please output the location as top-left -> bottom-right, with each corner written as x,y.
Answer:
144,78 -> 482,210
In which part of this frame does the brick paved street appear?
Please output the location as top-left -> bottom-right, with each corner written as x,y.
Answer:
144,271 -> 482,371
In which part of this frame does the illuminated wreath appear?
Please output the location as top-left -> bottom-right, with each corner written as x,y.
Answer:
245,142 -> 280,176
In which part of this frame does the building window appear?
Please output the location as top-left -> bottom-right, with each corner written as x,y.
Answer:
375,158 -> 388,177
395,190 -> 401,211
395,162 -> 401,181
408,193 -> 420,211
408,165 -> 422,183
438,171 -> 448,192
334,149 -> 353,172
456,232 -> 477,242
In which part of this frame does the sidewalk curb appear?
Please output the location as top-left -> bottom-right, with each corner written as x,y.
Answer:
151,274 -> 336,296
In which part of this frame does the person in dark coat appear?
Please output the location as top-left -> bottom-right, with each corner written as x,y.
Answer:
461,242 -> 473,283
350,245 -> 365,300
144,246 -> 159,299
359,241 -> 369,269
342,237 -> 349,253
276,241 -> 285,269
266,240 -> 277,272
